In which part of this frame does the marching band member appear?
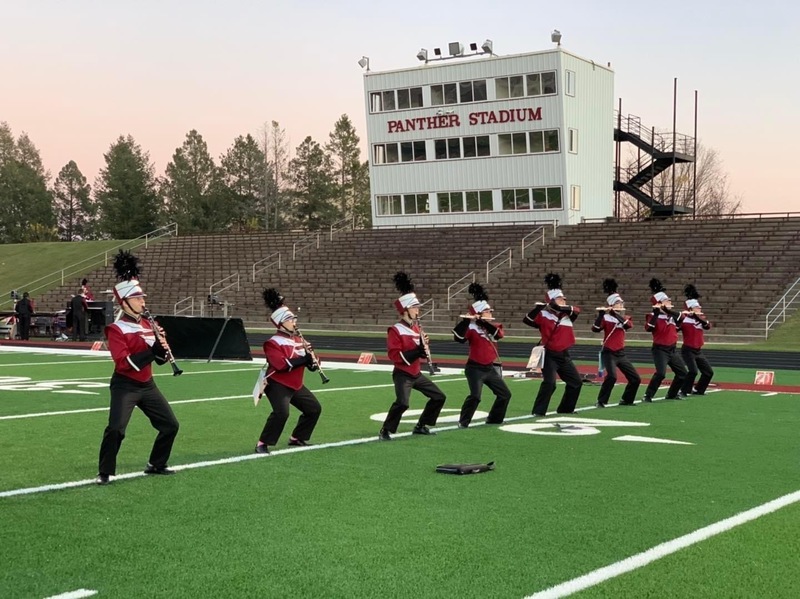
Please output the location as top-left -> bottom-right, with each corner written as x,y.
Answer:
679,284 -> 714,395
255,288 -> 322,453
452,283 -> 512,428
523,273 -> 583,416
96,251 -> 180,485
592,278 -> 641,407
642,278 -> 688,402
379,272 -> 446,441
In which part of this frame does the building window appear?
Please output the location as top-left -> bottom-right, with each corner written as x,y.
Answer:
465,190 -> 493,211
437,192 -> 465,213
529,130 -> 560,154
495,75 -> 525,99
459,80 -> 487,103
463,136 -> 491,158
526,71 -> 557,97
570,185 -> 581,210
397,87 -> 423,109
569,128 -> 578,153
376,195 -> 402,216
531,186 -> 563,209
434,138 -> 461,160
372,143 -> 399,164
565,70 -> 575,97
404,193 -> 430,214
431,83 -> 458,106
400,141 -> 426,162
498,133 -> 528,155
501,188 -> 530,210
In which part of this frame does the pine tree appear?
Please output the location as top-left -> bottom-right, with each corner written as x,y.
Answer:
325,115 -> 362,220
54,161 -> 93,240
286,136 -> 337,230
220,134 -> 266,231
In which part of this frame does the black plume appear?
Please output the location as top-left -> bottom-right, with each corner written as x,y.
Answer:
262,288 -> 285,311
394,272 -> 415,294
81,278 -> 88,286
684,284 -> 701,300
112,250 -> 141,282
602,278 -> 618,295
544,272 -> 562,290
468,282 -> 489,302
649,278 -> 665,294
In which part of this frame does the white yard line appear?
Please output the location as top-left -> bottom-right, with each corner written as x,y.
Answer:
43,589 -> 97,599
524,489 -> 800,598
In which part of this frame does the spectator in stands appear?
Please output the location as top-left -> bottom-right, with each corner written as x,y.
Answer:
255,288 -> 322,453
523,273 -> 583,416
14,292 -> 34,340
96,250 -> 180,486
379,272 -> 446,441
679,284 -> 714,396
642,279 -> 688,402
592,278 -> 641,407
70,289 -> 88,341
81,278 -> 95,301
452,282 -> 512,427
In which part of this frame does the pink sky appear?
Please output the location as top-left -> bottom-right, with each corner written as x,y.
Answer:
2,0 -> 798,215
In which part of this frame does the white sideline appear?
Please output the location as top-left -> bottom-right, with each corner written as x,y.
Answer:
525,489 -> 800,598
43,589 -> 97,599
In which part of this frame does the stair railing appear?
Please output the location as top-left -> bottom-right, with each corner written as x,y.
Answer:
252,252 -> 281,282
765,276 -> 800,338
447,272 -> 475,310
486,248 -> 511,282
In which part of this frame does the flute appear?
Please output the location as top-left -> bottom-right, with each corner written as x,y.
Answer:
415,319 -> 436,376
295,326 -> 330,384
458,314 -> 496,320
141,309 -> 183,376
595,307 -> 627,312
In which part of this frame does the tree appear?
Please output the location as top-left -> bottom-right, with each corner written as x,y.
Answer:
263,121 -> 290,230
352,160 -> 372,228
325,114 -> 362,220
620,142 -> 741,218
53,161 -> 93,240
95,135 -> 162,239
286,136 -> 337,230
163,130 -> 229,233
220,134 -> 266,231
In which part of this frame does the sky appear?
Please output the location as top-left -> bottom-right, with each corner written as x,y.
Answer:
2,0 -> 798,214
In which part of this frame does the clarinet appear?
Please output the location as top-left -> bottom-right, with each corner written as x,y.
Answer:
415,319 -> 436,376
295,327 -> 330,384
141,309 -> 183,376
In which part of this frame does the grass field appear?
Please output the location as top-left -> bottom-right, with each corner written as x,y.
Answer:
1,348 -> 800,598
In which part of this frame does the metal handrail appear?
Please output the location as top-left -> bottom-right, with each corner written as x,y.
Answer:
329,216 -> 355,241
419,298 -> 435,321
293,232 -> 320,259
252,252 -> 281,282
486,248 -> 511,281
447,272 -> 475,310
765,276 -> 800,338
0,223 -> 178,309
521,226 -> 546,259
174,297 -> 195,316
209,273 -> 240,301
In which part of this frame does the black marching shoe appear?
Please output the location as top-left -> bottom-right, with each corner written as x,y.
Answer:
412,424 -> 436,436
254,444 -> 270,454
691,390 -> 705,396
642,396 -> 653,403
144,464 -> 176,475
288,438 -> 310,447
595,401 -> 606,408
457,422 -> 469,429
95,473 -> 110,485
664,394 -> 683,400
485,418 -> 503,425
378,428 -> 392,441
618,400 -> 637,406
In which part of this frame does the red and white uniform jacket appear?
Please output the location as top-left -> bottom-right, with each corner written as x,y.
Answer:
387,320 -> 424,376
592,313 -> 633,352
453,319 -> 504,366
645,310 -> 679,346
105,314 -> 168,383
524,307 -> 580,352
680,314 -> 711,349
263,332 -> 309,391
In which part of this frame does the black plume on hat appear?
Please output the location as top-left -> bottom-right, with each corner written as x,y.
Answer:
112,250 -> 141,282
684,284 -> 701,300
394,272 -> 415,294
468,282 -> 489,302
81,278 -> 88,286
262,288 -> 285,311
649,278 -> 666,294
602,278 -> 618,295
544,272 -> 562,290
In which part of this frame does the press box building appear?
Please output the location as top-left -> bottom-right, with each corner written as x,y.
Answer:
362,46 -> 614,228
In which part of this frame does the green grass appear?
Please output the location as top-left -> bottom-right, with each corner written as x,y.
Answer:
1,349 -> 800,598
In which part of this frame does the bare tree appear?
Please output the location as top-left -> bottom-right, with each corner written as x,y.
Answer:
259,121 -> 290,230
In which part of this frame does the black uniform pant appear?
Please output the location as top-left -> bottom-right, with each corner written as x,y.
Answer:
259,381 -> 322,446
382,370 -> 446,433
532,349 -> 582,416
18,316 -> 31,340
598,348 -> 641,405
460,363 -> 512,426
73,313 -> 87,341
644,344 -> 687,399
680,346 -> 714,395
98,373 -> 180,476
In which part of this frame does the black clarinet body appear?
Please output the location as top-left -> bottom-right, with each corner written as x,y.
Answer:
415,319 -> 436,376
142,309 -> 183,376
295,327 -> 330,384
